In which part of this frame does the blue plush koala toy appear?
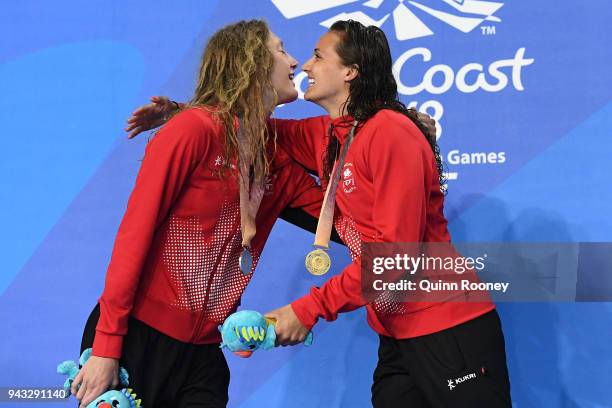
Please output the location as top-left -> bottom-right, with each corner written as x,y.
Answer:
219,310 -> 313,358
57,348 -> 142,408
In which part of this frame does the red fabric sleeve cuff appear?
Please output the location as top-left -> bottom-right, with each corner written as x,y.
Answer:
291,293 -> 321,330
92,332 -> 123,359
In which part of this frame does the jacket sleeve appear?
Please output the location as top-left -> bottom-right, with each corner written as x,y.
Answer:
368,119 -> 432,243
269,116 -> 328,173
283,161 -> 323,219
93,110 -> 210,358
291,116 -> 433,328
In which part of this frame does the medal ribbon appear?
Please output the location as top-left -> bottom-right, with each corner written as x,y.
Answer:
237,125 -> 264,250
313,121 -> 359,249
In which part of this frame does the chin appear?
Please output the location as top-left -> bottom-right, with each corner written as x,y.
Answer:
303,92 -> 319,103
278,91 -> 299,105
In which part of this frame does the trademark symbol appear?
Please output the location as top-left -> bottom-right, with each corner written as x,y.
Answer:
481,26 -> 496,35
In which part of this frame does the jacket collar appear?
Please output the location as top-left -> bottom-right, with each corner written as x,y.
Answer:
329,115 -> 358,144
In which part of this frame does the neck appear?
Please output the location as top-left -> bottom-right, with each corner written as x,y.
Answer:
328,107 -> 345,120
320,94 -> 350,120
322,103 -> 346,120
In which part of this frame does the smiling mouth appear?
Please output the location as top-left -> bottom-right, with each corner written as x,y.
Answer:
308,78 -> 315,87
288,73 -> 295,80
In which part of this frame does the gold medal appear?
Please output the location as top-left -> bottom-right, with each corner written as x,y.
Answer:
306,121 -> 358,276
305,247 -> 331,276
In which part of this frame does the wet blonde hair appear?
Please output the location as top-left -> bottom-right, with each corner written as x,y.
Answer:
189,19 -> 277,182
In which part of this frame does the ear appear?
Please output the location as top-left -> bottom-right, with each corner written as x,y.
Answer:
344,64 -> 359,83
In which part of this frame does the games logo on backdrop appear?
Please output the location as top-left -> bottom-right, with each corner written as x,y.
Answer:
272,0 -> 504,40
272,0 -> 534,182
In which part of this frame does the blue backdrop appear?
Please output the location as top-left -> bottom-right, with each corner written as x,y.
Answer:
1,1 -> 611,406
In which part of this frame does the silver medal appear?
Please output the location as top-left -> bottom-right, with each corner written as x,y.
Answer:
239,247 -> 253,275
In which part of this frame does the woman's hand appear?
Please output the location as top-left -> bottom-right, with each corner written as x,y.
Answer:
125,96 -> 180,138
266,304 -> 310,346
415,111 -> 437,141
71,355 -> 119,408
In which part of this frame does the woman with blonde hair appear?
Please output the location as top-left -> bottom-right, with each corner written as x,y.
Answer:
72,20 -> 324,407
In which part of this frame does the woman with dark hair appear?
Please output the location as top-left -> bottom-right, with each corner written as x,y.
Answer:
264,20 -> 512,407
125,20 -> 508,407
72,20 -> 326,408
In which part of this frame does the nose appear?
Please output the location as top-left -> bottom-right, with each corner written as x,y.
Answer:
234,350 -> 253,358
303,57 -> 314,72
287,53 -> 298,70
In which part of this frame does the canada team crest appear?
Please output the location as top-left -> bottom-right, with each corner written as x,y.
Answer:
342,163 -> 356,193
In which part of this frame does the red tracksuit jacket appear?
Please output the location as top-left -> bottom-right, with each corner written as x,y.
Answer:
93,107 -> 323,359
271,109 -> 494,339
